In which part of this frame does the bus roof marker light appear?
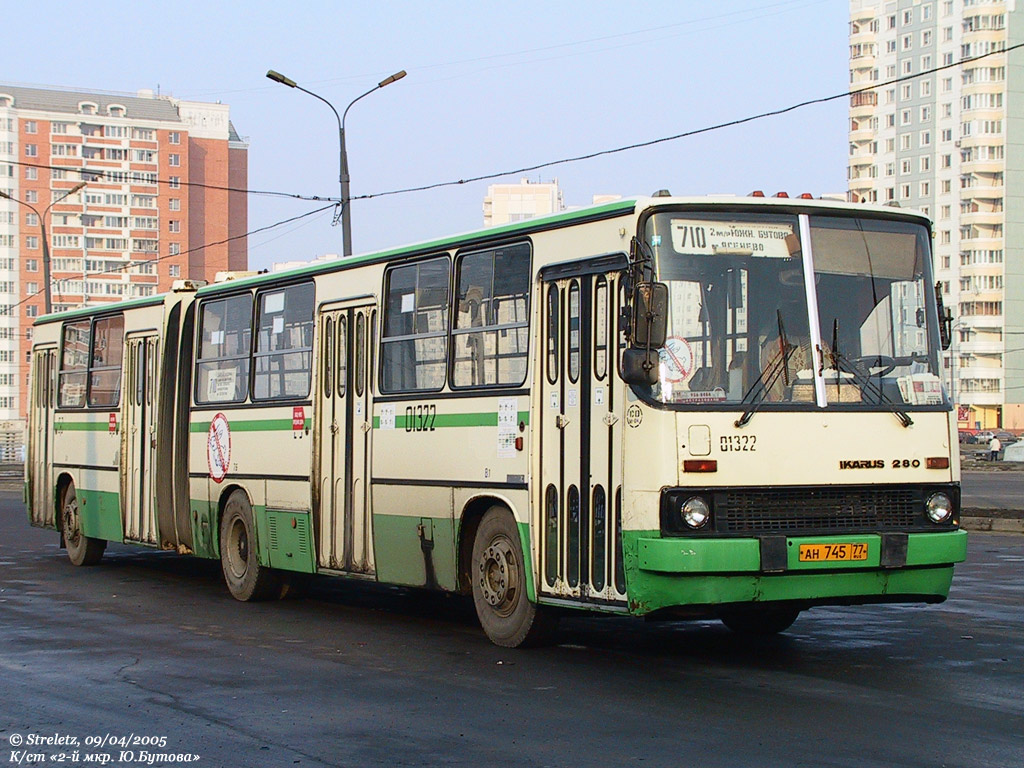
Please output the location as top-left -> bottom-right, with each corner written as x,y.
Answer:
750,190 -> 765,197
774,192 -> 789,198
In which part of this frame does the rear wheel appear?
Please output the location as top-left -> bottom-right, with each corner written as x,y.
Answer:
61,480 -> 105,566
471,506 -> 558,648
721,607 -> 800,636
219,489 -> 281,601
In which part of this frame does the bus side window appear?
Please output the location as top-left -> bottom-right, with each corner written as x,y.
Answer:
253,282 -> 315,401
380,256 -> 449,393
452,242 -> 531,388
337,316 -> 347,398
59,320 -> 90,408
196,294 -> 253,404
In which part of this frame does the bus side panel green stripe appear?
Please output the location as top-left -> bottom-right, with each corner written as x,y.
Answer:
190,419 -> 310,433
372,411 -> 530,429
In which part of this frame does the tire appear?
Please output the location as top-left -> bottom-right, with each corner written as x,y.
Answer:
60,480 -> 106,566
721,607 -> 800,636
471,506 -> 558,648
219,489 -> 281,601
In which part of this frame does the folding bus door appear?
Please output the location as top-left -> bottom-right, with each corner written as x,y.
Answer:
538,267 -> 627,604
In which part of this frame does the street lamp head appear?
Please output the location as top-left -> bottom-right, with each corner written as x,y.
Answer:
378,70 -> 407,88
266,69 -> 297,88
69,182 -> 87,195
0,191 -> 10,201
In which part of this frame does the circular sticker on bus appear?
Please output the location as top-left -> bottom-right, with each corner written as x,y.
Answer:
659,337 -> 694,383
207,413 -> 231,483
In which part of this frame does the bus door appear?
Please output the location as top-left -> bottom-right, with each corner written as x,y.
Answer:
316,301 -> 376,575
123,335 -> 159,544
29,347 -> 57,528
539,265 -> 627,603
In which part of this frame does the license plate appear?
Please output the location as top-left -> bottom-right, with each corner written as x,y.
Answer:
798,542 -> 869,563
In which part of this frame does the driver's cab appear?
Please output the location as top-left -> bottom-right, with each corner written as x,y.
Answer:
624,205 -> 947,415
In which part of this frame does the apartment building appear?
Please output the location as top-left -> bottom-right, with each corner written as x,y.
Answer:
483,178 -> 564,227
848,0 -> 1023,430
0,84 -> 248,458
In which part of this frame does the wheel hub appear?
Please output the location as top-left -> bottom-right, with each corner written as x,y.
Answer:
62,498 -> 81,546
478,539 -> 518,613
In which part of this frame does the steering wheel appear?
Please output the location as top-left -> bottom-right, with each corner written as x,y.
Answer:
849,355 -> 897,377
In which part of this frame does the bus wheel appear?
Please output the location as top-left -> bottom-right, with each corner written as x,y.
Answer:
219,489 -> 280,601
721,607 -> 800,636
471,506 -> 558,648
61,480 -> 106,566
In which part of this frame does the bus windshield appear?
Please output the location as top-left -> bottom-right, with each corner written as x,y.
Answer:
641,210 -> 946,410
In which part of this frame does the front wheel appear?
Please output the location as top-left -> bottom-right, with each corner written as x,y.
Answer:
219,489 -> 281,601
61,480 -> 106,566
721,607 -> 800,636
471,506 -> 558,648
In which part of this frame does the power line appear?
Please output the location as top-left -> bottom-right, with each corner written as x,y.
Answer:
3,202 -> 337,321
352,41 -> 1024,202
2,159 -> 337,202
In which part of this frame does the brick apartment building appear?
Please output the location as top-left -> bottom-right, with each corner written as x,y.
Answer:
0,84 -> 248,458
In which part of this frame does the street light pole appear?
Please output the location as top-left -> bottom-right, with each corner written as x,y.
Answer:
266,68 -> 406,257
0,181 -> 86,314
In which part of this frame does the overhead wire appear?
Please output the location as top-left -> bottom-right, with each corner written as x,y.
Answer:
352,41 -> 1024,202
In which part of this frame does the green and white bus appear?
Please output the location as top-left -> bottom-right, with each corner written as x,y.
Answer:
26,194 -> 967,647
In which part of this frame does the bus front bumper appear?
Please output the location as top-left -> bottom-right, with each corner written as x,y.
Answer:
625,530 -> 967,615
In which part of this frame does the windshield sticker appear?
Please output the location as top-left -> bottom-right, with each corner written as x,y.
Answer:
670,220 -> 797,258
658,337 -> 694,383
672,388 -> 727,404
897,374 -> 943,405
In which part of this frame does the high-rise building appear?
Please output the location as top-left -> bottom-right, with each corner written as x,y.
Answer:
483,178 -> 564,227
0,84 -> 249,458
848,0 -> 1022,430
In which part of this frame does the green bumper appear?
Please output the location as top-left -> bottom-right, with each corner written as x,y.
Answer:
625,529 -> 967,615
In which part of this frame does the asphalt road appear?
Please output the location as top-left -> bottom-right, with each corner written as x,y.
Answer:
1,489 -> 1021,768
961,470 -> 1024,512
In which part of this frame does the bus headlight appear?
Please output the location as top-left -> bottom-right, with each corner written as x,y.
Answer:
925,492 -> 954,524
681,496 -> 711,529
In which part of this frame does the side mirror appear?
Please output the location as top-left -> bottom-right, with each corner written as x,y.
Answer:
621,348 -> 659,385
633,282 -> 669,348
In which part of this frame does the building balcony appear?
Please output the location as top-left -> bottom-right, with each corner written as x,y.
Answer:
960,184 -> 1004,200
958,391 -> 1002,407
960,210 -> 1004,226
962,159 -> 1004,174
959,134 -> 1005,149
960,340 -> 1005,355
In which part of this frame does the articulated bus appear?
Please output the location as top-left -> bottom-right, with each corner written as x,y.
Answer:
26,195 -> 967,647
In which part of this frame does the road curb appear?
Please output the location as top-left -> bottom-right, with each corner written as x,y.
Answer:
961,516 -> 1024,534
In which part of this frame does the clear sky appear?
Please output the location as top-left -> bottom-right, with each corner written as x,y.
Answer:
4,0 -> 850,271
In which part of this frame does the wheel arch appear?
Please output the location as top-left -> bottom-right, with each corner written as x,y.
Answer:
456,493 -> 532,599
54,471 -> 76,540
215,483 -> 253,557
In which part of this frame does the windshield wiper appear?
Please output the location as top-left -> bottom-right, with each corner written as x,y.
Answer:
827,348 -> 913,428
735,311 -> 795,428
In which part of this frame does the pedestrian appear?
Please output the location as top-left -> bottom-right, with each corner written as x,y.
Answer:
989,435 -> 1001,461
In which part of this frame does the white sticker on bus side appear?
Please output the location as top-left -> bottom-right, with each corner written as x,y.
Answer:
497,398 -> 517,459
379,404 -> 395,430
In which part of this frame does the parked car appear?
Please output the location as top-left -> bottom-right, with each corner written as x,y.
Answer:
958,429 -> 979,444
975,431 -> 996,445
993,431 -> 1018,445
